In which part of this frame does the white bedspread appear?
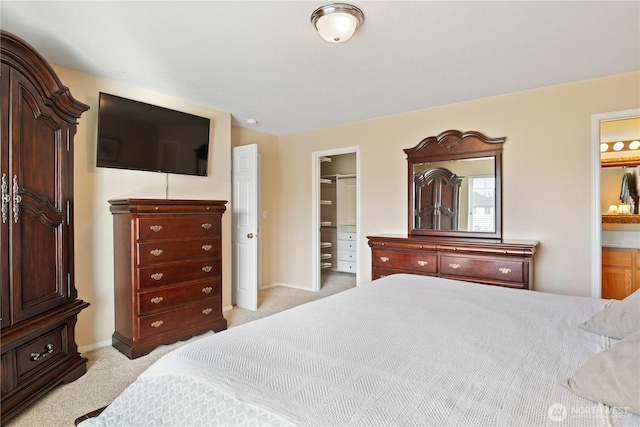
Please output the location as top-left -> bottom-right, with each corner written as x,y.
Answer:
83,274 -> 640,426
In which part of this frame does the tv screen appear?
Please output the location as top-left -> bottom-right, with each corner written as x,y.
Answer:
97,93 -> 210,176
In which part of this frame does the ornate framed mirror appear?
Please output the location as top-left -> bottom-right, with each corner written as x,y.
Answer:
405,130 -> 505,239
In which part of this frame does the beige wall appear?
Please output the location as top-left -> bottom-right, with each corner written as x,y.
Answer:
57,64 -> 638,350
242,72 -> 639,297
52,65 -> 232,350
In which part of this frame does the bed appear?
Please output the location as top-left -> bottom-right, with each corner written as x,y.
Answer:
80,274 -> 639,426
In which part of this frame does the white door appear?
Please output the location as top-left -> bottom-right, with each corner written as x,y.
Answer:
232,144 -> 258,310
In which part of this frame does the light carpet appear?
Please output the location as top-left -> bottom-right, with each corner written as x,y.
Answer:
5,272 -> 355,427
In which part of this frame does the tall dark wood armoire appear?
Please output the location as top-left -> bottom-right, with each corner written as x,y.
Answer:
1,31 -> 90,422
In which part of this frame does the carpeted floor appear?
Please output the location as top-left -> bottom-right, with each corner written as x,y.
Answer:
4,271 -> 355,427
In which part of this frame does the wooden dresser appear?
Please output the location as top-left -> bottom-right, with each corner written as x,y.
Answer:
109,199 -> 227,359
368,235 -> 538,289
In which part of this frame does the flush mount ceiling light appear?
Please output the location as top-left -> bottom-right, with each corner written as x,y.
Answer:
311,3 -> 364,43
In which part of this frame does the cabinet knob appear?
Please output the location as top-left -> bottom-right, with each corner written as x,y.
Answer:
150,225 -> 163,232
150,249 -> 163,257
449,263 -> 461,269
151,320 -> 164,328
202,287 -> 213,294
202,266 -> 212,273
417,260 -> 428,267
380,256 -> 389,263
151,273 -> 164,281
202,244 -> 212,251
151,296 -> 163,304
202,308 -> 213,315
202,223 -> 212,229
499,268 -> 512,275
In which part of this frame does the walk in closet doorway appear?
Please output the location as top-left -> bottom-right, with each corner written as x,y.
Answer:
312,147 -> 360,292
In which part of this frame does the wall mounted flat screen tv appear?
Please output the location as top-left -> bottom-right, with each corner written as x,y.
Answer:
97,92 -> 210,176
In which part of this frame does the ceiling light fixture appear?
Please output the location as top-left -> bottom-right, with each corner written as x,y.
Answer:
311,3 -> 364,43
600,143 -> 609,152
613,141 -> 625,151
630,140 -> 640,150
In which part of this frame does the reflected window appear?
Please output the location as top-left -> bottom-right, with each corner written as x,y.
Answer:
469,176 -> 495,231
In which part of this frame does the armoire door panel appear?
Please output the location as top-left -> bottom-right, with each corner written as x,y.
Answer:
9,69 -> 68,323
12,69 -> 66,210
12,210 -> 65,322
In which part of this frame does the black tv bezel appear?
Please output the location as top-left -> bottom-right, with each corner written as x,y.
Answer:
96,92 -> 211,177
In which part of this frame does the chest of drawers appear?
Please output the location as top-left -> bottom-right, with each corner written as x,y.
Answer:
368,235 -> 538,290
337,232 -> 357,273
109,199 -> 227,359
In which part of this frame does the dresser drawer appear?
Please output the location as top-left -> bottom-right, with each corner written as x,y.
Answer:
139,298 -> 223,338
338,232 -> 356,241
138,216 -> 220,240
138,238 -> 220,264
440,255 -> 524,284
337,239 -> 357,251
372,250 -> 437,274
338,250 -> 356,262
138,279 -> 221,315
15,326 -> 67,380
137,260 -> 221,289
337,260 -> 357,273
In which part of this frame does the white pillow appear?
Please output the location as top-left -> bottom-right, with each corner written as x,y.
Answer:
560,330 -> 640,415
579,289 -> 640,339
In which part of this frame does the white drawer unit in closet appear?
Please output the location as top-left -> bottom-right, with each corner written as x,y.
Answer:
337,232 -> 357,273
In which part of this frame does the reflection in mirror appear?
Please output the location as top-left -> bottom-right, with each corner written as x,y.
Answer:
413,157 -> 495,232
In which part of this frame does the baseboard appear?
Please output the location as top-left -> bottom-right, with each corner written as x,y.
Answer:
79,339 -> 111,354
265,282 -> 317,292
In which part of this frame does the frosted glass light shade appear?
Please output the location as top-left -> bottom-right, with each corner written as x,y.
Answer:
311,4 -> 364,43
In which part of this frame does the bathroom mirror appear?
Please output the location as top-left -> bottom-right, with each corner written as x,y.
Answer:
405,130 -> 504,239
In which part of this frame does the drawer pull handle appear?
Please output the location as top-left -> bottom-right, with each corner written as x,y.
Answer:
150,249 -> 163,257
151,320 -> 164,328
202,308 -> 213,315
202,244 -> 212,251
449,263 -> 461,269
150,225 -> 163,232
151,273 -> 164,281
202,223 -> 212,229
202,286 -> 213,293
151,296 -> 163,304
30,344 -> 54,361
202,266 -> 212,273
380,256 -> 389,263
417,260 -> 428,267
499,268 -> 512,275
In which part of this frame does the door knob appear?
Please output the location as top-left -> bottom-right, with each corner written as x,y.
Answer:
247,233 -> 254,239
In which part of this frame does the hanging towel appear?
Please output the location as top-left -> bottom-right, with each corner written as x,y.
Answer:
620,172 -> 638,202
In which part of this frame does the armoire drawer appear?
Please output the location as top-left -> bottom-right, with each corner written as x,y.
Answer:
137,260 -> 221,289
138,279 -> 221,315
138,216 -> 220,240
15,325 -> 67,380
440,255 -> 524,284
137,238 -> 220,264
139,298 -> 223,338
372,250 -> 437,274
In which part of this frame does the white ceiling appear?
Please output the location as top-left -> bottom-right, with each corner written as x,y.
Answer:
1,1 -> 638,135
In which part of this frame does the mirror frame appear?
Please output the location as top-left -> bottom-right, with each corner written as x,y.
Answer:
405,130 -> 505,239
